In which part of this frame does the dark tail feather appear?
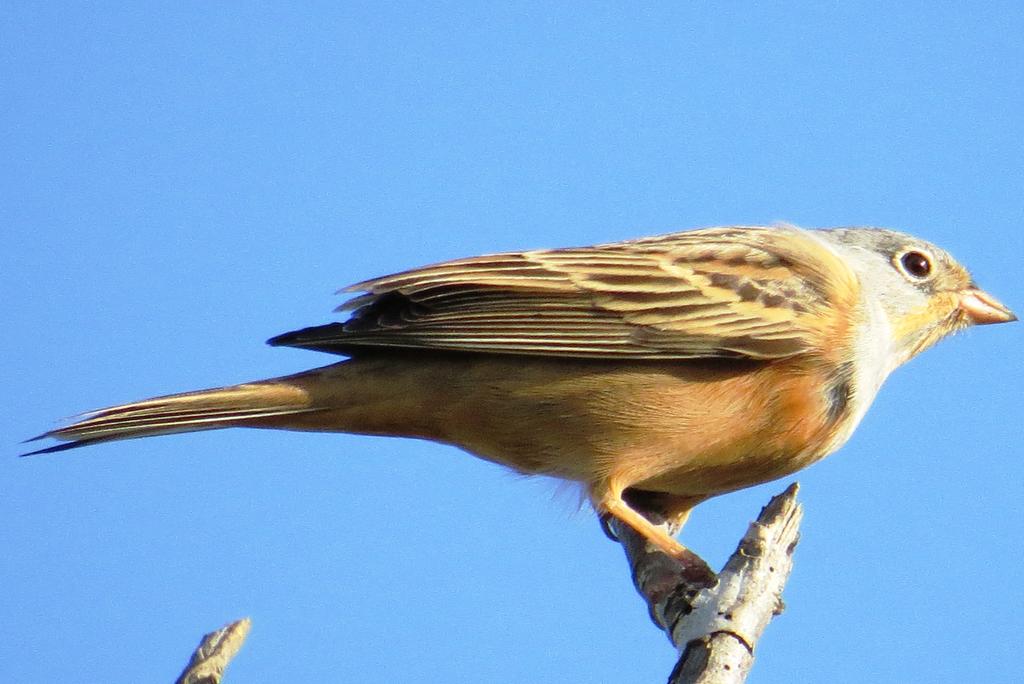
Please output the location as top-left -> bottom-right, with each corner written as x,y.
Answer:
22,379 -> 321,456
22,437 -> 121,457
267,323 -> 350,354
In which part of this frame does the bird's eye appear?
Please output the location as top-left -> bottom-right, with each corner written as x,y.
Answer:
898,250 -> 932,279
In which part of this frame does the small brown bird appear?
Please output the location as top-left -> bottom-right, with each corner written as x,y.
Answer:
26,225 -> 1015,560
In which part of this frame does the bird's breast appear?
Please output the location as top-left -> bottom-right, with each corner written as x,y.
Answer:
617,357 -> 853,499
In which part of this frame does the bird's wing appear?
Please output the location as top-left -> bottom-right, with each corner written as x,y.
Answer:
269,225 -> 860,361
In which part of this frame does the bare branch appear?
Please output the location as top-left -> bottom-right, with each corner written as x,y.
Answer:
610,484 -> 802,683
175,618 -> 252,684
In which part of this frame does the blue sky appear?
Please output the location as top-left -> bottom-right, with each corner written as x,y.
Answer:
3,4 -> 1022,682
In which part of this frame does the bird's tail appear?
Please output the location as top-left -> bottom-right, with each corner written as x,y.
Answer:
23,371 -> 327,456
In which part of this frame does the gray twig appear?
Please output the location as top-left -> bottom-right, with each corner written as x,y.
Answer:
610,484 -> 802,683
174,618 -> 251,684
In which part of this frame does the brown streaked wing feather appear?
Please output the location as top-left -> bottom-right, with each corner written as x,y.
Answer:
277,226 -> 858,361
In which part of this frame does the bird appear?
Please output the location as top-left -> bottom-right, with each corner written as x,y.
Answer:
25,224 -> 1015,562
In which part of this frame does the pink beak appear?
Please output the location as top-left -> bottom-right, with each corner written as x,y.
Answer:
959,288 -> 1017,325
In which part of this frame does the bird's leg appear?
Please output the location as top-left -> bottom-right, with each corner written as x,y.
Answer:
594,483 -> 690,559
598,493 -> 690,559
595,483 -> 716,584
663,508 -> 692,536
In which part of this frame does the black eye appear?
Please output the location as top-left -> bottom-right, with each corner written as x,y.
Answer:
899,250 -> 932,279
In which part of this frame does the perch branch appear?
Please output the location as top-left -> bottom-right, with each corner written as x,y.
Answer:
610,483 -> 802,684
174,617 -> 251,684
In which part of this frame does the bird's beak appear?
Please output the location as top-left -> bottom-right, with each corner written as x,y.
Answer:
959,288 -> 1017,325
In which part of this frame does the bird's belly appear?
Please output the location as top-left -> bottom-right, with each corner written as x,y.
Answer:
426,355 -> 841,500
628,441 -> 826,500
617,370 -> 840,499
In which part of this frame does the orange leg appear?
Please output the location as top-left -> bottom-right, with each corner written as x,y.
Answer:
595,483 -> 716,584
598,489 -> 692,557
593,481 -> 692,561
